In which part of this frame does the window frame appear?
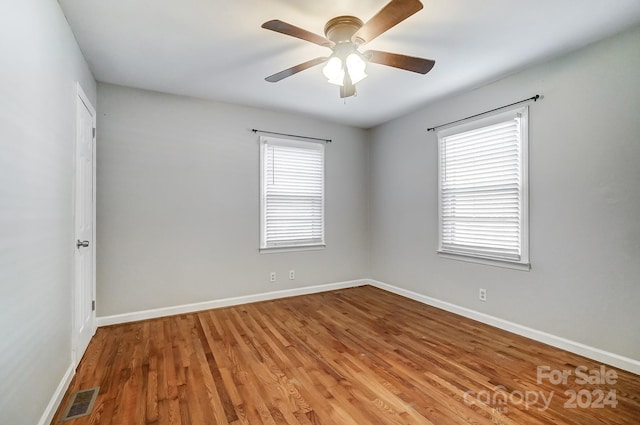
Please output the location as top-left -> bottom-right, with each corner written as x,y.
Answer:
259,136 -> 326,253
437,106 -> 530,270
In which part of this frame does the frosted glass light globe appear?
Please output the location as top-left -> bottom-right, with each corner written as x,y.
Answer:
322,57 -> 345,86
346,53 -> 367,84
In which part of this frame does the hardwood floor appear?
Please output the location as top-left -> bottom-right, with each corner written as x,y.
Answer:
51,286 -> 640,424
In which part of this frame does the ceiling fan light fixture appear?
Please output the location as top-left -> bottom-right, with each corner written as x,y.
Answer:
322,51 -> 368,88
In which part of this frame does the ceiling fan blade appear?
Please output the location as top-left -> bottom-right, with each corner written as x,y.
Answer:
262,20 -> 334,47
353,0 -> 423,45
265,57 -> 328,83
365,50 -> 435,74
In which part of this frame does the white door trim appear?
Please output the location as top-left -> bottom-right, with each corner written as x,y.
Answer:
72,82 -> 97,366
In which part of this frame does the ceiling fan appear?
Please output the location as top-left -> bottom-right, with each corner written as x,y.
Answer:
261,0 -> 435,98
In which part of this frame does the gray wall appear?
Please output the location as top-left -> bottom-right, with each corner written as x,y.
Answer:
96,83 -> 369,316
0,1 -> 96,424
369,26 -> 640,360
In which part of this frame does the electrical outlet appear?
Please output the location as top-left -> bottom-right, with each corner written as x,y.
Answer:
479,288 -> 487,302
270,272 -> 276,282
289,270 -> 295,280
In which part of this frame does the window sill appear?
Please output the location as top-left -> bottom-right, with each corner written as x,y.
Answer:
260,244 -> 326,254
437,251 -> 531,271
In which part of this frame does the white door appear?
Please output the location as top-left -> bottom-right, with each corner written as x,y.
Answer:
73,84 -> 96,364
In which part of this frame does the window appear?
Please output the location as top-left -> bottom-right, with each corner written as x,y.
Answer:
437,106 -> 529,270
260,136 -> 325,251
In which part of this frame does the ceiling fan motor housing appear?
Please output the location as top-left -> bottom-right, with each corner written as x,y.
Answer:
324,16 -> 364,44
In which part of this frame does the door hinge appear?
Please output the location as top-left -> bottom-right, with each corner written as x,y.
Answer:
92,127 -> 96,139
92,300 -> 96,311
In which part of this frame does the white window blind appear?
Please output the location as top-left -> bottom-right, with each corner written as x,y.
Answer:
438,106 -> 529,267
260,136 -> 325,250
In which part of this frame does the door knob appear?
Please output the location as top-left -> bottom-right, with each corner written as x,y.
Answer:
76,240 -> 90,249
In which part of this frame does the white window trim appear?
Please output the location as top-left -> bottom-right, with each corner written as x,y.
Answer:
259,136 -> 326,253
437,106 -> 530,270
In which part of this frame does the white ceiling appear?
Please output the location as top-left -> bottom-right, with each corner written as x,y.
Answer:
59,0 -> 640,128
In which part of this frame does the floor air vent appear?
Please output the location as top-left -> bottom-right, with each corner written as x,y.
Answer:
61,387 -> 99,421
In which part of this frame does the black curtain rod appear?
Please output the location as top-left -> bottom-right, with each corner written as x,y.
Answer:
251,128 -> 332,143
426,95 -> 541,132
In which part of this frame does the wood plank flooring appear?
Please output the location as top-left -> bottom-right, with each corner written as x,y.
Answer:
51,286 -> 640,424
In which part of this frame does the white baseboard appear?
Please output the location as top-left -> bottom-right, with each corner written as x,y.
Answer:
367,279 -> 640,375
96,279 -> 367,327
37,363 -> 75,425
